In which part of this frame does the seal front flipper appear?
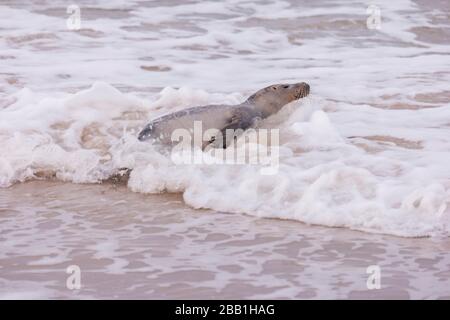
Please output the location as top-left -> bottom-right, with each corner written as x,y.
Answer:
205,107 -> 260,149
202,120 -> 238,150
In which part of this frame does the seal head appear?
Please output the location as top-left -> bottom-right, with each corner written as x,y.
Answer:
246,82 -> 310,118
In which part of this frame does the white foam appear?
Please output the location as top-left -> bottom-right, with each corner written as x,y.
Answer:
2,82 -> 449,237
1,0 -> 450,237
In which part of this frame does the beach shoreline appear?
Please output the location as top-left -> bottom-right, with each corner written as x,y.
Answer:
1,180 -> 449,299
1,0 -> 450,300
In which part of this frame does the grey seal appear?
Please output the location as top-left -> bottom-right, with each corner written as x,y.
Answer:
138,82 -> 310,148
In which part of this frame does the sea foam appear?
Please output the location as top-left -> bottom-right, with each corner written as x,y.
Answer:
1,0 -> 450,237
1,82 -> 449,237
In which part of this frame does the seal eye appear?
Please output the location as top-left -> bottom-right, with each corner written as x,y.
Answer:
282,85 -> 289,89
272,87 -> 277,90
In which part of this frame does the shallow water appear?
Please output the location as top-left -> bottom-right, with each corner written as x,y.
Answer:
1,181 -> 450,299
1,0 -> 450,299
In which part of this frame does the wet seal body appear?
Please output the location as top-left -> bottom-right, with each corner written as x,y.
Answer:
138,82 -> 310,148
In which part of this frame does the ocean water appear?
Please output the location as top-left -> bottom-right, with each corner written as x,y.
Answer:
2,181 -> 450,299
1,2 -> 450,235
1,0 -> 450,300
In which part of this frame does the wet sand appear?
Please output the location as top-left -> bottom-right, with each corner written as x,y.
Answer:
1,181 -> 450,299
